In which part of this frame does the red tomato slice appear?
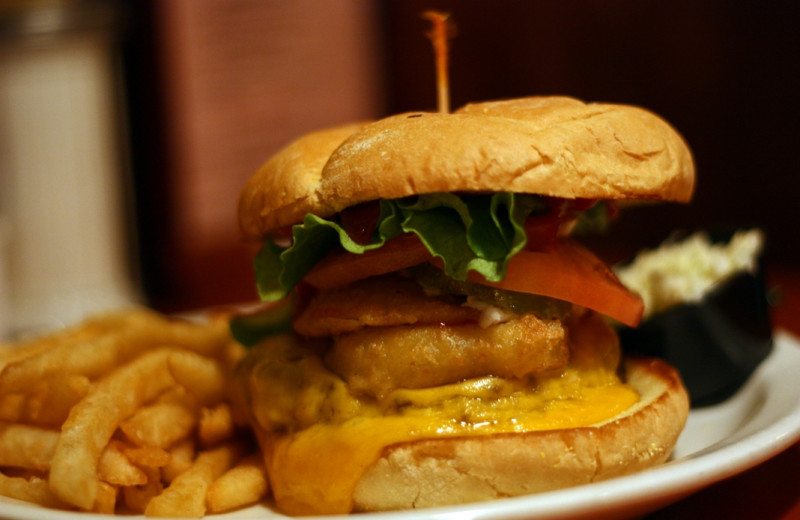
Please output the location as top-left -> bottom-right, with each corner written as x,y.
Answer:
302,222 -> 642,327
466,239 -> 643,327
303,233 -> 432,290
524,213 -> 562,248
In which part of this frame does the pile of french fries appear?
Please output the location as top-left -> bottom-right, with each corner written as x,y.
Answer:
0,308 -> 268,517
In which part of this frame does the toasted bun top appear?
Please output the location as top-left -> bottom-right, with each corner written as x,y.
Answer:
239,96 -> 695,239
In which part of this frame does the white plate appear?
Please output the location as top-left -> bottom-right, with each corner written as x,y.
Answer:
2,331 -> 800,520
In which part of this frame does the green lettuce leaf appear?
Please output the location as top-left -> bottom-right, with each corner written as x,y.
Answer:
254,192 -> 547,302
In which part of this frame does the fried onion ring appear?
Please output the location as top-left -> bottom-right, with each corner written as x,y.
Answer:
325,313 -> 568,399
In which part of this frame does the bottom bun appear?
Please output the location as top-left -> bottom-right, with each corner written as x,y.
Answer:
353,356 -> 689,511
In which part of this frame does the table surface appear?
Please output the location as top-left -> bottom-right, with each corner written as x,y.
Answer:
645,267 -> 800,520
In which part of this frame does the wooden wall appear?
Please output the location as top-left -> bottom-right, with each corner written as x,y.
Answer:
122,1 -> 799,311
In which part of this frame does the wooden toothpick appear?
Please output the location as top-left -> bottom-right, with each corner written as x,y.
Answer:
422,10 -> 455,114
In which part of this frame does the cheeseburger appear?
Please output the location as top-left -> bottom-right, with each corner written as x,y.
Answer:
232,96 -> 693,515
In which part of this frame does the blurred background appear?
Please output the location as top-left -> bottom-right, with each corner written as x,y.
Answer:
0,0 -> 798,334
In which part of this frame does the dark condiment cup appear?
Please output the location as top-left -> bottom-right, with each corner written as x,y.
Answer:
618,232 -> 773,408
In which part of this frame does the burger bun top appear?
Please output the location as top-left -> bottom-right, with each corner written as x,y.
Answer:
239,96 -> 695,239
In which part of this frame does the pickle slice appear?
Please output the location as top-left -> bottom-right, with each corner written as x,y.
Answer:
409,264 -> 571,319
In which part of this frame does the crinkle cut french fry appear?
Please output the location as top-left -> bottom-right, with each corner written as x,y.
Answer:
206,453 -> 269,513
0,309 -> 128,373
0,308 -> 175,388
0,329 -> 146,395
219,339 -> 248,373
0,343 -> 52,375
144,442 -> 243,518
0,310 -> 228,396
122,466 -> 163,514
0,394 -> 24,423
198,404 -> 235,447
167,350 -> 226,406
98,441 -> 148,487
0,421 -> 58,471
161,438 -> 195,484
92,481 -> 119,514
24,373 -> 91,427
123,444 -> 171,469
48,348 -> 178,510
164,317 -> 232,359
0,308 -> 259,517
0,471 -> 69,509
0,375 -> 90,427
120,401 -> 197,449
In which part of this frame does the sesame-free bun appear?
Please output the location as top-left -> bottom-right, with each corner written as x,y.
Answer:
352,355 -> 689,511
239,96 -> 695,239
238,123 -> 367,239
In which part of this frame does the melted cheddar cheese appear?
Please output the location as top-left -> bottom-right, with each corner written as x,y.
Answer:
236,313 -> 639,515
